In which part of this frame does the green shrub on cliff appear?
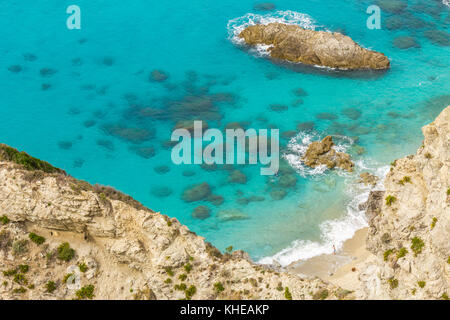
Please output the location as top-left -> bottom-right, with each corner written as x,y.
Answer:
214,282 -> 224,293
0,144 -> 64,174
411,237 -> 425,256
175,283 -> 187,291
0,215 -> 10,225
178,274 -> 187,281
13,273 -> 27,285
384,249 -> 394,261
313,289 -> 329,300
164,267 -> 174,277
447,188 -> 450,196
78,262 -> 88,273
57,242 -> 75,262
388,278 -> 398,289
417,281 -> 426,288
63,273 -> 74,284
46,281 -> 56,293
12,287 -> 26,294
18,265 -> 29,273
184,263 -> 192,273
430,217 -> 437,229
398,176 -> 411,185
385,195 -> 397,206
284,287 -> 293,300
185,285 -> 196,300
75,285 -> 95,300
396,248 -> 408,259
29,232 -> 45,245
3,269 -> 17,277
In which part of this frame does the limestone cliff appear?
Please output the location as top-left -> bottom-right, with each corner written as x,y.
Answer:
357,106 -> 449,300
0,144 -> 339,300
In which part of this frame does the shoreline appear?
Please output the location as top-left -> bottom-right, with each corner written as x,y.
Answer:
288,227 -> 375,291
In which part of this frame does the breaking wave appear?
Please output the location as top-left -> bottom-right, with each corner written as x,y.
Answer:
259,131 -> 390,267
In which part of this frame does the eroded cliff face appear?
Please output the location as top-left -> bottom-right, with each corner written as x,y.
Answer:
357,106 -> 449,300
239,23 -> 390,70
0,147 -> 339,300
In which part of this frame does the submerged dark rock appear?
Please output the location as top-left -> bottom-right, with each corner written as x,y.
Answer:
297,121 -> 315,131
130,146 -> 155,159
316,112 -> 338,120
73,158 -> 85,168
192,206 -> 211,220
216,208 -> 248,221
270,188 -> 287,200
150,70 -> 169,82
23,53 -> 37,61
182,182 -> 212,202
58,141 -> 73,150
151,186 -> 173,198
424,30 -> 450,47
278,174 -> 297,188
293,88 -> 308,97
376,0 -> 407,13
206,194 -> 224,206
253,2 -> 276,11
97,139 -> 115,151
182,170 -> 196,177
342,108 -> 362,120
154,165 -> 170,174
83,120 -> 96,128
228,170 -> 247,184
40,68 -> 57,77
393,36 -> 420,49
270,104 -> 288,112
103,124 -> 154,144
8,65 -> 22,73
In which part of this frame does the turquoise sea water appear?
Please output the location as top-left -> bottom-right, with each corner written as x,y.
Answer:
0,1 -> 449,265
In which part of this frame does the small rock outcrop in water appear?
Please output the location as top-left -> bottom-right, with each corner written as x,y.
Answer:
357,172 -> 379,187
239,23 -> 390,70
302,136 -> 354,172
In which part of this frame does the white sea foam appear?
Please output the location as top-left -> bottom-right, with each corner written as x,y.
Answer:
443,0 -> 449,8
227,10 -> 318,56
259,132 -> 390,267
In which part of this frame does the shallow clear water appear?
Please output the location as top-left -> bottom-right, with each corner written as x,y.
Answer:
0,0 -> 449,265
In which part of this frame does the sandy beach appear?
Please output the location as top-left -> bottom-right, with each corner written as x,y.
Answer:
288,227 -> 375,291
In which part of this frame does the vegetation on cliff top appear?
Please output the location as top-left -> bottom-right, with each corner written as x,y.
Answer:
0,144 -> 65,174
